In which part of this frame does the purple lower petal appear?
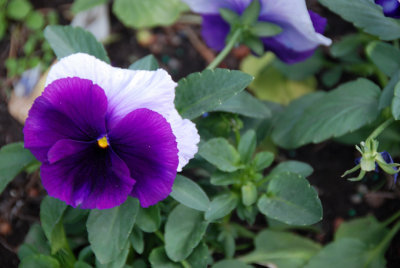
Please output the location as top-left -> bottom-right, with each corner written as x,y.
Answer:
375,0 -> 400,18
41,141 -> 135,209
201,14 -> 230,51
24,77 -> 108,162
108,108 -> 179,207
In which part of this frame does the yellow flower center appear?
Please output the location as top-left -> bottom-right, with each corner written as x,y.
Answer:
97,136 -> 109,149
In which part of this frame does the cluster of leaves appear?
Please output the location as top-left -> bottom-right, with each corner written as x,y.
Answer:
3,0 -> 58,78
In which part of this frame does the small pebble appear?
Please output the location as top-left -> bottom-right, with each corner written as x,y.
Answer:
0,221 -> 12,236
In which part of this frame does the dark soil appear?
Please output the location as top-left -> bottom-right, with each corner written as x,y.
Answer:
0,1 -> 399,268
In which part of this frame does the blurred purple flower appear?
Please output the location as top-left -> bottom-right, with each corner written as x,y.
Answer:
182,0 -> 332,63
24,53 -> 199,209
355,151 -> 398,182
375,0 -> 400,18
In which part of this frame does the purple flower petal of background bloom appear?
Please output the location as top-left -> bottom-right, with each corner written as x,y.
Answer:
381,151 -> 399,182
24,77 -> 107,162
109,108 -> 179,207
201,14 -> 230,51
375,0 -> 400,18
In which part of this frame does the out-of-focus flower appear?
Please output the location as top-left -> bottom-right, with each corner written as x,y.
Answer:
24,53 -> 199,209
375,0 -> 400,19
182,0 -> 332,63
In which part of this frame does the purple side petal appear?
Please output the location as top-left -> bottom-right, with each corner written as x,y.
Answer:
375,0 -> 400,18
202,14 -> 230,51
41,140 -> 135,209
24,77 -> 107,162
308,10 -> 328,35
108,108 -> 179,207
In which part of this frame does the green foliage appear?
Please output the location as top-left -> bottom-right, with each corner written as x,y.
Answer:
205,193 -> 239,221
136,205 -> 161,233
175,69 -> 253,119
319,0 -> 400,40
44,25 -> 110,63
366,41 -> 400,77
6,0 -> 32,20
258,172 -> 322,225
392,81 -> 400,120
113,0 -> 188,29
0,142 -> 37,194
129,55 -> 159,71
19,254 -> 60,268
199,138 -> 242,172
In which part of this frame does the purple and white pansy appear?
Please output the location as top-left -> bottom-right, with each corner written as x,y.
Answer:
182,0 -> 332,63
24,53 -> 200,209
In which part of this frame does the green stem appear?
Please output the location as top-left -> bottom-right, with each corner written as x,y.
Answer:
207,28 -> 242,70
181,260 -> 192,268
366,118 -> 395,142
383,210 -> 400,227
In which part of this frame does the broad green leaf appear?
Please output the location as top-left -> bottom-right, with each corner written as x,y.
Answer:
252,151 -> 274,171
199,138 -> 242,172
113,0 -> 188,28
330,34 -> 368,58
129,55 -> 159,71
211,91 -> 271,119
238,230 -> 321,268
18,224 -> 50,260
379,70 -> 400,110
149,247 -> 181,268
210,170 -> 241,186
238,130 -> 257,163
268,161 -> 314,178
130,227 -> 144,254
366,41 -> 400,77
213,260 -> 253,268
6,0 -> 32,20
335,216 -> 389,248
170,175 -> 210,212
175,69 -> 253,119
71,0 -> 108,14
205,193 -> 239,221
0,142 -> 37,193
187,243 -> 209,268
258,172 -> 322,225
87,197 -> 139,264
74,261 -> 92,268
271,92 -> 326,149
319,0 -> 400,40
19,254 -> 60,268
165,205 -> 209,261
136,205 -> 161,233
304,239 -> 368,268
40,196 -> 68,253
392,81 -> 400,120
44,25 -> 110,63
95,241 -> 130,268
290,79 -> 381,148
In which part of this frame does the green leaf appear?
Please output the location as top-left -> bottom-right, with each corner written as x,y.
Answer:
165,205 -> 209,261
129,55 -> 159,71
268,161 -> 314,178
241,0 -> 260,25
0,142 -> 37,194
238,130 -> 257,163
6,0 -> 32,20
71,0 -> 108,14
334,216 -> 389,248
366,41 -> 400,77
136,204 -> 161,233
392,81 -> 400,120
18,224 -> 50,260
44,25 -> 110,63
87,197 -> 139,264
20,254 -> 60,268
250,22 -> 282,37
330,34 -> 367,58
210,170 -> 241,186
40,196 -> 68,253
95,241 -> 130,268
25,11 -> 45,30
74,261 -> 92,268
239,230 -> 321,268
211,91 -> 271,119
283,79 -> 381,148
258,172 -> 322,225
187,243 -> 209,268
170,175 -> 210,212
319,0 -> 400,40
219,8 -> 239,24
149,247 -> 181,268
175,69 -> 253,119
241,182 -> 258,206
213,260 -> 253,268
304,238 -> 368,268
199,138 -> 242,172
379,70 -> 400,110
252,151 -> 274,171
113,0 -> 188,28
130,227 -> 144,254
205,193 -> 239,221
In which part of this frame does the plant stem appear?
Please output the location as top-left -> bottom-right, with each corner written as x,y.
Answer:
206,28 -> 242,70
366,118 -> 395,142
383,210 -> 400,227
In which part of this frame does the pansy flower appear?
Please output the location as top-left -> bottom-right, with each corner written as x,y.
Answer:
181,0 -> 332,63
375,0 -> 400,19
23,53 -> 200,209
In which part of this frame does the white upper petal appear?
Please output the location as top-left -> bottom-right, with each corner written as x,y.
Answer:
260,0 -> 332,51
46,53 -> 199,170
